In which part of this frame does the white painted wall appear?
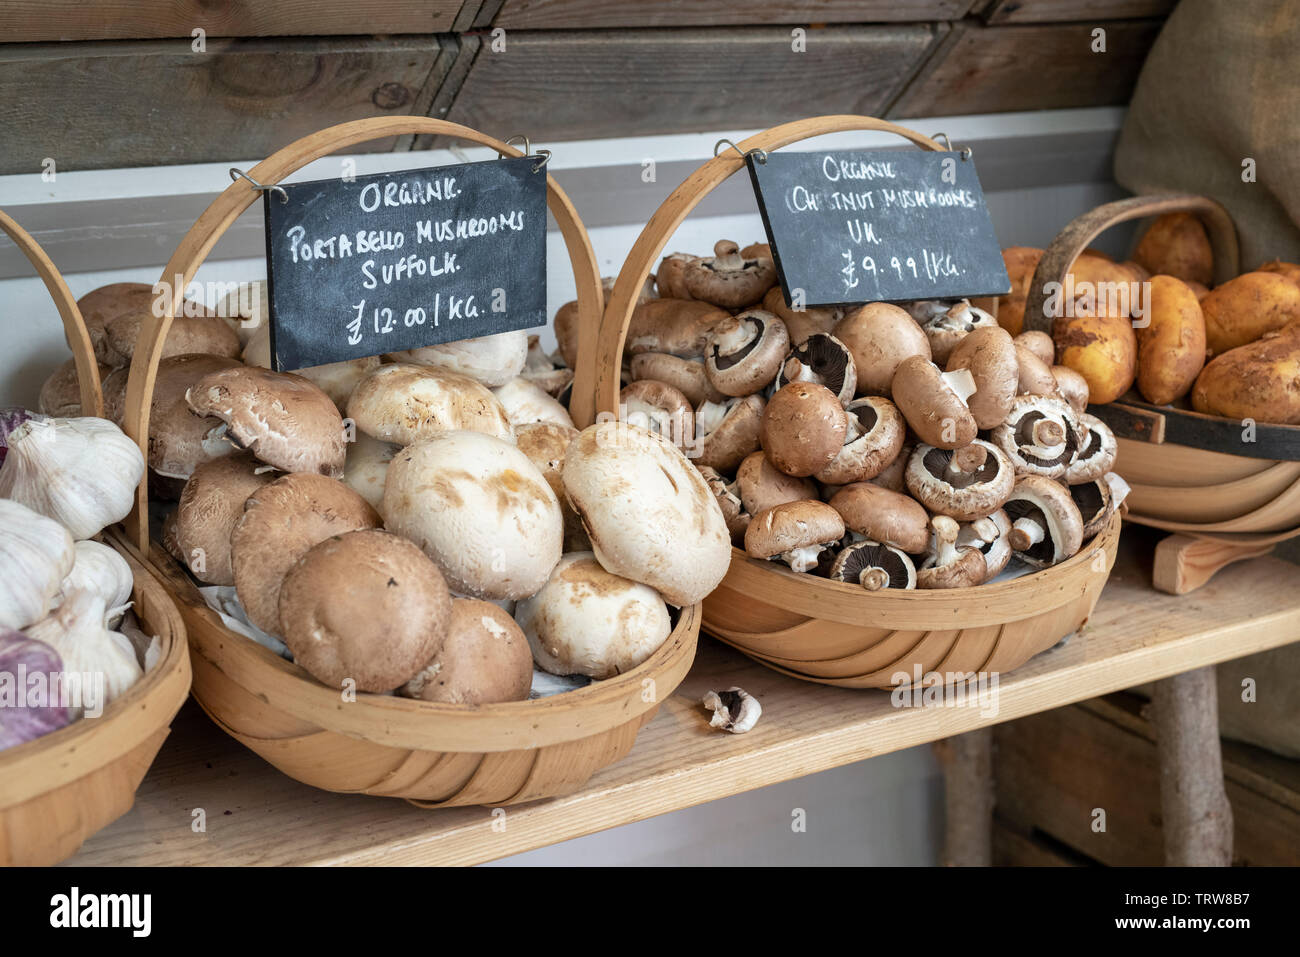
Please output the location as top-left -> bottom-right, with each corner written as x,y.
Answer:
0,110 -> 1129,866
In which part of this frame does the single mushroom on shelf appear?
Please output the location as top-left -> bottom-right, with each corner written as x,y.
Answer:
693,393 -> 764,474
1065,413 -> 1118,484
683,240 -> 777,309
834,302 -> 931,395
630,352 -> 723,406
772,333 -> 857,406
703,687 -> 762,734
829,540 -> 917,591
909,299 -> 998,365
736,450 -> 818,515
744,500 -> 846,573
704,310 -> 789,396
917,515 -> 987,589
904,440 -> 1016,522
814,395 -> 905,485
621,379 -> 695,444
956,509 -> 1013,582
698,465 -> 750,544
991,395 -> 1082,480
945,325 -> 1019,429
762,287 -> 839,345
891,356 -> 978,449
1003,475 -> 1085,568
828,482 -> 930,554
760,382 -> 848,477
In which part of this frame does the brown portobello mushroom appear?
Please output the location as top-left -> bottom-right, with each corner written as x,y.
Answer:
773,333 -> 857,407
744,500 -> 846,573
835,301 -> 931,395
815,396 -> 905,485
905,441 -> 1015,522
828,483 -> 930,554
683,240 -> 777,309
891,356 -> 978,450
399,598 -> 533,705
704,310 -> 789,396
736,451 -> 818,515
917,516 -> 986,589
760,382 -> 848,477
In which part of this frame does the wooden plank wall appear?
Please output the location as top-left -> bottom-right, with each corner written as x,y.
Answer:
0,1 -> 1173,174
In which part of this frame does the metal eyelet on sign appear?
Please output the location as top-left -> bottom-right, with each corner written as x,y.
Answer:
498,135 -> 550,173
931,132 -> 973,161
229,167 -> 289,204
714,138 -> 768,165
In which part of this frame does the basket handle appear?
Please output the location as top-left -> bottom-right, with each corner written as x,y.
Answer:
123,117 -> 604,555
0,208 -> 103,417
574,115 -> 947,427
1021,194 -> 1240,335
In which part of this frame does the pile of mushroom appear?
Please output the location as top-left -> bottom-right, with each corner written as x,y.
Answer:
619,240 -> 1126,592
49,278 -> 732,705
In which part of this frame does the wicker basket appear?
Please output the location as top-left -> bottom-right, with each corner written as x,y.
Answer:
597,114 -> 1122,689
1022,194 -> 1300,592
0,210 -> 191,865
122,117 -> 698,806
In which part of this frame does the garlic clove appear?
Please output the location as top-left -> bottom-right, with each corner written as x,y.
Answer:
55,540 -> 134,626
0,499 -> 75,630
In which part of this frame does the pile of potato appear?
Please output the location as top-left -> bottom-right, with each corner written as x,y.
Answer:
997,213 -> 1300,424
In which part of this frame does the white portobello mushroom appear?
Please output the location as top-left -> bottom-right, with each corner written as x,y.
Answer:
387,330 -> 528,387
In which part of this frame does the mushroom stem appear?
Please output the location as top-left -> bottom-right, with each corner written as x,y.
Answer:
781,543 -> 826,574
949,443 -> 988,475
930,515 -> 962,565
970,516 -> 1000,542
711,316 -> 757,355
941,367 -> 978,406
1031,419 -> 1066,448
1008,517 -> 1046,550
713,240 -> 744,272
860,566 -> 889,591
695,398 -> 734,438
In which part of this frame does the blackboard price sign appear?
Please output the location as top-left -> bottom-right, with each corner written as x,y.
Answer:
746,148 -> 1010,308
264,156 -> 546,371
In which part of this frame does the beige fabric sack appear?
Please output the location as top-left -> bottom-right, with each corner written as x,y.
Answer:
1115,0 -> 1300,268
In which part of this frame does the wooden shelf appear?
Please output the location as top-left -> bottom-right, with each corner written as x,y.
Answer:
64,531 -> 1300,867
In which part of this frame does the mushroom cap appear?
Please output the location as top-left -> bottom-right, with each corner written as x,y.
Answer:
562,422 -> 731,606
945,325 -> 1018,430
1015,344 -> 1063,399
516,552 -> 673,679
891,356 -> 978,449
386,330 -> 528,387
760,382 -> 848,477
214,279 -> 267,346
231,473 -> 382,635
1013,330 -> 1056,367
762,287 -> 839,345
293,356 -> 382,412
151,354 -> 244,479
1051,365 -> 1091,415
1065,413 -> 1117,484
905,441 -> 1016,522
516,422 -> 588,553
682,240 -> 777,310
38,357 -> 112,418
278,529 -> 452,692
830,541 -> 916,590
736,450 -> 818,514
828,483 -> 930,554
704,310 -> 789,396
630,353 -> 723,406
175,452 -> 277,585
773,333 -> 857,406
346,363 -> 514,446
626,299 -> 729,357
342,430 -> 400,511
815,395 -> 906,485
383,431 -> 563,600
104,308 -> 241,367
990,395 -> 1081,479
187,365 -> 347,478
399,598 -> 533,704
77,282 -> 154,362
698,465 -> 750,544
958,509 -> 1012,581
1069,478 -> 1114,540
835,302 -> 931,394
916,300 -> 999,365
493,376 -> 575,429
695,394 -> 765,474
620,379 -> 695,442
917,542 -> 986,589
655,252 -> 699,300
744,500 -> 846,559
1003,474 -> 1084,567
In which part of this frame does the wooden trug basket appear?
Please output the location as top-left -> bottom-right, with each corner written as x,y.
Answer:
0,211 -> 191,866
1023,194 -> 1300,594
599,115 -> 1122,690
123,117 -> 699,807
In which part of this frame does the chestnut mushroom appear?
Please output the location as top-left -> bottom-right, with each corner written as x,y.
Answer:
991,395 -> 1081,480
1013,330 -> 1056,367
905,441 -> 1015,522
626,299 -> 729,358
630,353 -> 723,406
1051,365 -> 1091,415
1003,475 -> 1085,568
814,395 -> 905,485
760,382 -> 848,477
704,310 -> 789,396
829,541 -> 917,591
1069,476 -> 1116,540
917,515 -> 987,589
835,302 -> 931,395
694,394 -> 765,473
891,357 -> 978,449
736,451 -> 818,515
945,325 -> 1019,430
620,379 -> 695,444
683,240 -> 777,309
698,465 -> 750,544
655,252 -> 699,299
762,287 -> 839,345
956,510 -> 1012,582
1015,344 -> 1064,399
1065,413 -> 1118,484
910,300 -> 998,365
744,500 -> 846,573
827,482 -> 930,554
772,333 -> 857,406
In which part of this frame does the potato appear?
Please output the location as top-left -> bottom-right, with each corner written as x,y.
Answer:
1136,275 -> 1207,405
1054,310 -> 1137,405
1191,321 -> 1300,424
1132,212 -> 1213,286
1258,259 -> 1300,284
996,246 -> 1044,336
1201,271 -> 1300,355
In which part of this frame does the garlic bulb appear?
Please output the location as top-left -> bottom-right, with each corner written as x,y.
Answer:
25,588 -> 142,719
0,629 -> 71,751
56,540 -> 134,626
0,415 -> 144,540
0,499 -> 75,630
